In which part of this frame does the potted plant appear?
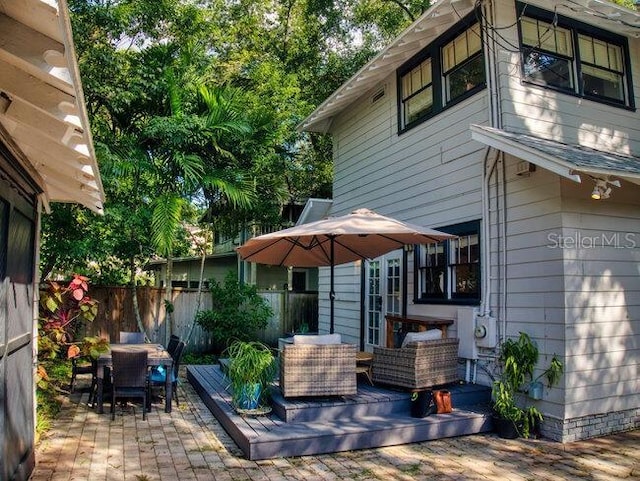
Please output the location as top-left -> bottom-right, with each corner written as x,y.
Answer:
225,340 -> 277,413
492,332 -> 563,438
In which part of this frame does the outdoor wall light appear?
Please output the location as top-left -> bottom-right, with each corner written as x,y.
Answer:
590,178 -> 621,200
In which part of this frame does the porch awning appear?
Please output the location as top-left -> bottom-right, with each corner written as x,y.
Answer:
470,124 -> 640,186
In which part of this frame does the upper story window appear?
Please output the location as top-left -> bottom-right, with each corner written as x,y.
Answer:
414,220 -> 480,305
398,13 -> 486,133
518,3 -> 634,108
443,23 -> 484,103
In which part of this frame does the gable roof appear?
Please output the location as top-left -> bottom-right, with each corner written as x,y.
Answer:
470,124 -> 640,185
299,0 -> 640,134
0,0 -> 104,214
296,198 -> 333,226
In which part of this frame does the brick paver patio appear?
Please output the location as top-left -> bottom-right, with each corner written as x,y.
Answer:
31,369 -> 640,480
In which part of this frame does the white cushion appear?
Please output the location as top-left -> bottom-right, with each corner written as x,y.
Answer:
293,333 -> 342,345
401,329 -> 442,348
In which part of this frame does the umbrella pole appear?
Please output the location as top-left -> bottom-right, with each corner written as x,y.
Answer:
330,235 -> 335,334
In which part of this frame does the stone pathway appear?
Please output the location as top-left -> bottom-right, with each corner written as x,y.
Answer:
31,371 -> 640,481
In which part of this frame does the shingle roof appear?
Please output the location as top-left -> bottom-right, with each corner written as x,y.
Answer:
470,125 -> 640,185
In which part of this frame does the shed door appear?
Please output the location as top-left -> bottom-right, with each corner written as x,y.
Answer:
0,145 -> 39,481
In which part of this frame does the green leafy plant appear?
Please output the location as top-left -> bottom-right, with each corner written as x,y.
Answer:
67,335 -> 110,361
195,272 -> 273,351
36,275 -> 102,440
225,340 -> 276,410
492,332 -> 563,438
38,274 -> 99,359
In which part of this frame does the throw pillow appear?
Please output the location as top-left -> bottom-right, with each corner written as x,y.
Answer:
293,333 -> 342,345
401,329 -> 442,348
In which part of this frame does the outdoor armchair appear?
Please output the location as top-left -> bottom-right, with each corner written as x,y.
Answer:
280,335 -> 357,398
372,338 -> 460,389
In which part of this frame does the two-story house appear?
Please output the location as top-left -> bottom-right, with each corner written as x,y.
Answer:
299,0 -> 640,442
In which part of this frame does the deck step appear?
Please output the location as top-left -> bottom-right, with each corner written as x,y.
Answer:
188,364 -> 494,460
271,381 -> 491,423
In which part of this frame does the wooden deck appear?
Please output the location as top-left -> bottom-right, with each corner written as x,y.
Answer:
187,364 -> 493,460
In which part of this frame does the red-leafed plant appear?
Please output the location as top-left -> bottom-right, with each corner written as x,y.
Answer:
38,274 -> 100,365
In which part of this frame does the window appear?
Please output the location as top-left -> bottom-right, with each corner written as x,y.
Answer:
521,17 -> 574,91
415,220 -> 480,304
401,58 -> 433,126
518,3 -> 633,108
398,13 -> 486,132
442,23 -> 484,103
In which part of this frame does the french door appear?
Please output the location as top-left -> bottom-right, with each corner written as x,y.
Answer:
366,253 -> 402,348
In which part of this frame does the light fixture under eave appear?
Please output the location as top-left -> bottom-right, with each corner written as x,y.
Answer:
590,178 -> 620,200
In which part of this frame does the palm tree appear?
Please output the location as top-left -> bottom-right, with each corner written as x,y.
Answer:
144,74 -> 255,341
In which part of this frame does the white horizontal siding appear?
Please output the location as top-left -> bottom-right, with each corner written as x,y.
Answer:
323,0 -> 640,427
493,0 -> 640,154
558,174 -> 640,418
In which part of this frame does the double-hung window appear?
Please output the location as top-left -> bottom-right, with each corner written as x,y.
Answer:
415,220 -> 480,304
398,13 -> 486,132
442,23 -> 485,103
518,3 -> 633,108
401,59 -> 434,126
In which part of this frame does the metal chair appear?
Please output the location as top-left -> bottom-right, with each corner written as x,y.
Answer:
119,331 -> 145,344
148,341 -> 185,409
69,355 -> 98,405
110,349 -> 149,420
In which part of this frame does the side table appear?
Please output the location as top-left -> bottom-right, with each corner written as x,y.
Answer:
356,351 -> 374,385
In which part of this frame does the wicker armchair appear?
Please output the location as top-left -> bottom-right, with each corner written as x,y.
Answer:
280,343 -> 357,398
372,338 -> 460,389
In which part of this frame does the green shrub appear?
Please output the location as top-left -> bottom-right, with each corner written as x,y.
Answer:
195,272 -> 272,351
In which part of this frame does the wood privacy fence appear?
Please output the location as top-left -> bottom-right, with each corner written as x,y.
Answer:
82,286 -> 318,353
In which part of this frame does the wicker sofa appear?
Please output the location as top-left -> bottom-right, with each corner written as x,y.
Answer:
280,336 -> 357,398
372,338 -> 460,389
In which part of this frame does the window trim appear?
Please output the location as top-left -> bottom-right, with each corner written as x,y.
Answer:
414,220 -> 481,306
397,11 -> 486,134
516,2 -> 635,110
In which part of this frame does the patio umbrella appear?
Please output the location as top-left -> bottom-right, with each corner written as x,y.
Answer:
236,208 -> 455,333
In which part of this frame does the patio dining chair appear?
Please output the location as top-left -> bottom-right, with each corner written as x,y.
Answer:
119,331 -> 145,344
166,334 -> 180,358
110,349 -> 149,420
148,340 -> 185,409
69,355 -> 98,405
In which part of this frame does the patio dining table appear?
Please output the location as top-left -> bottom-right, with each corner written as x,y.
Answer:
95,343 -> 174,414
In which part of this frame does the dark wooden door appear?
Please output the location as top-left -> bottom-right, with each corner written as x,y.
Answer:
0,142 -> 39,481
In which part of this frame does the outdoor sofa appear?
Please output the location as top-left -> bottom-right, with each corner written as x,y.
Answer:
279,334 -> 357,398
372,332 -> 459,389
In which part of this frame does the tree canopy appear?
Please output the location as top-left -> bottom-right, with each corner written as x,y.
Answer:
44,0 -> 635,282
42,0 -> 428,282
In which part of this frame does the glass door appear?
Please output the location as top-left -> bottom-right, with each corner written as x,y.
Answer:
366,253 -> 403,348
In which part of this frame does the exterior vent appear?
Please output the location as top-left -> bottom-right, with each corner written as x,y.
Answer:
371,88 -> 385,104
516,161 -> 536,176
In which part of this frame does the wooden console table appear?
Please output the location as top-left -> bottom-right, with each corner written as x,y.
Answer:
385,314 -> 454,347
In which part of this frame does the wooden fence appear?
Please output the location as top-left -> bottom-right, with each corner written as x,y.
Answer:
83,286 -> 318,353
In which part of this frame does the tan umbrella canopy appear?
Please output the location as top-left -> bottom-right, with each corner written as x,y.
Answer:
237,208 -> 455,333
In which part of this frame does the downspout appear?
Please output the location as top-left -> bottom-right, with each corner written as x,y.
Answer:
483,0 -> 507,341
482,147 -> 499,318
500,152 -> 508,342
